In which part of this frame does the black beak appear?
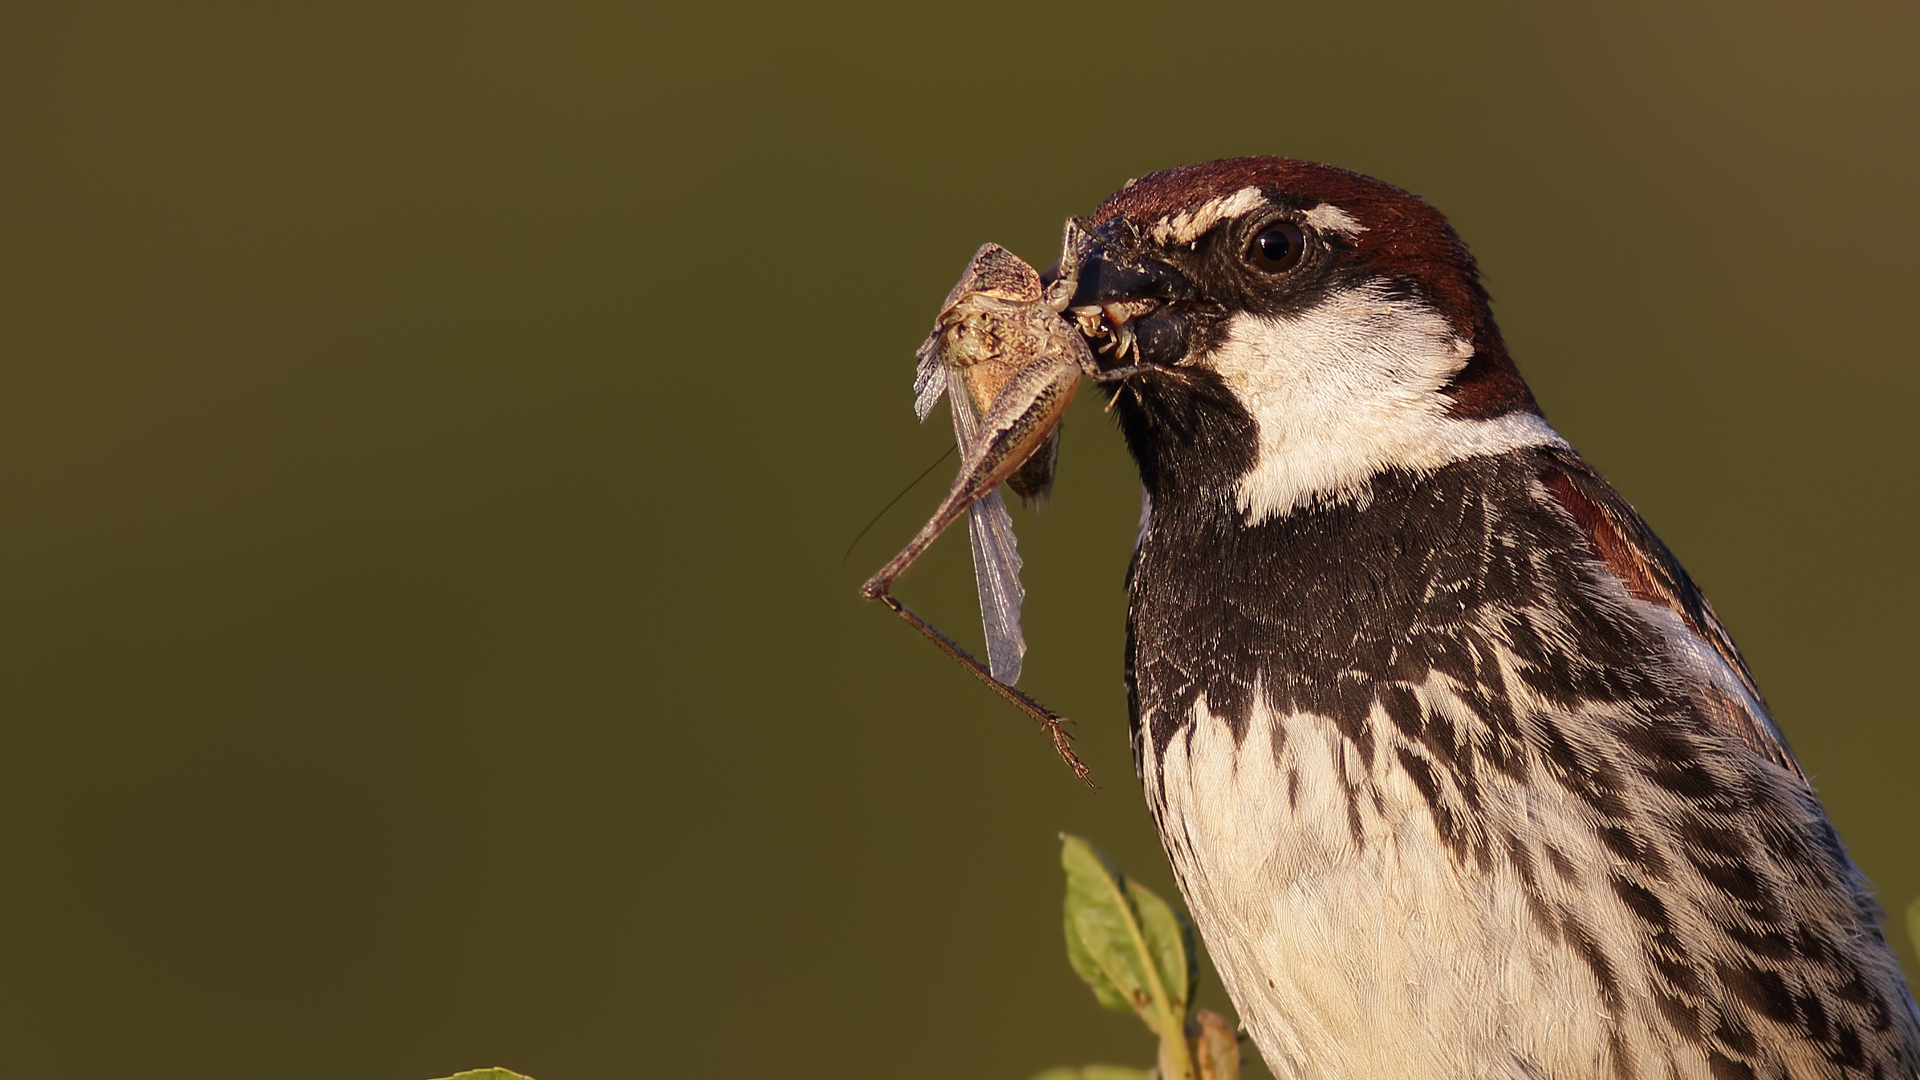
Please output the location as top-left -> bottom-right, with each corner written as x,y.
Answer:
1064,231 -> 1196,370
1068,243 -> 1194,312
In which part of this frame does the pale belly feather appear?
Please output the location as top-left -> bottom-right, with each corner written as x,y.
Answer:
1149,690 -> 1625,1080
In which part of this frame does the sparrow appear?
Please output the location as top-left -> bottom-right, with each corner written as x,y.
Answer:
1062,158 -> 1920,1080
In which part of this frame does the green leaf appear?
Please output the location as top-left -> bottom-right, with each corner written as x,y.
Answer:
1029,1067 -> 1154,1080
426,1071 -> 534,1080
1058,836 -> 1203,1080
1128,876 -> 1197,1017
1064,897 -> 1134,1013
1061,835 -> 1160,1020
1906,895 -> 1919,960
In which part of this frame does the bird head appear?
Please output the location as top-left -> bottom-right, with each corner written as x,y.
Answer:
1061,157 -> 1558,524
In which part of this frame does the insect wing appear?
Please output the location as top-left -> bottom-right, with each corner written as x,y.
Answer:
966,490 -> 1026,684
946,377 -> 1029,684
949,350 -> 1086,685
912,335 -> 948,421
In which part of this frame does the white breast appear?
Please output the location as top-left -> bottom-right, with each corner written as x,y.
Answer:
1147,679 -> 1631,1080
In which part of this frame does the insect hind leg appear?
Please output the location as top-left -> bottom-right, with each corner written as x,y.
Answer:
861,583 -> 1092,786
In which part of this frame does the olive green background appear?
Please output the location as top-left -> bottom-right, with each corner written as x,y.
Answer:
1,3 -> 1914,1077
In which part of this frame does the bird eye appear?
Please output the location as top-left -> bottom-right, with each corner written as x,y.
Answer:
1247,221 -> 1304,272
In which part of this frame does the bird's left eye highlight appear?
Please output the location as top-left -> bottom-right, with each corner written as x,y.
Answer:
1247,221 -> 1304,272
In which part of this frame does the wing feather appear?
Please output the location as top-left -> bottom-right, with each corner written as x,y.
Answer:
1538,452 -> 1802,778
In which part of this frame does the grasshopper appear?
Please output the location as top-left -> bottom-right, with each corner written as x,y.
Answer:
861,224 -> 1155,783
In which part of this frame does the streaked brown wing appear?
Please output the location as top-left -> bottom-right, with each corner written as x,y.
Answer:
1538,453 -> 1803,779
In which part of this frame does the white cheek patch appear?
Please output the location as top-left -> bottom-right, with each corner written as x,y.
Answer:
1302,202 -> 1367,238
1205,283 -> 1565,524
1149,186 -> 1266,245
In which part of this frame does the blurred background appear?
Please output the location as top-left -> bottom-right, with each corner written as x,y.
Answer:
1,2 -> 1914,1077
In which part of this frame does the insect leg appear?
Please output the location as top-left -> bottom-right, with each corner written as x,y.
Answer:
1088,362 -> 1172,382
863,586 -> 1090,785
862,355 -> 1090,782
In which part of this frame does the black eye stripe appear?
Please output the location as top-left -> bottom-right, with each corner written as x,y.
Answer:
1246,221 -> 1304,273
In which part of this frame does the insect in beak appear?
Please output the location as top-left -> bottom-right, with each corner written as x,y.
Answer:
861,223 -> 1173,784
862,236 -> 1093,783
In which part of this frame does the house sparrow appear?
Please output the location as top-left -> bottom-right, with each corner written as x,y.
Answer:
1065,157 -> 1920,1080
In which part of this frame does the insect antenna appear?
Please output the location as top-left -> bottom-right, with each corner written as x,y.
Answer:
841,443 -> 957,561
